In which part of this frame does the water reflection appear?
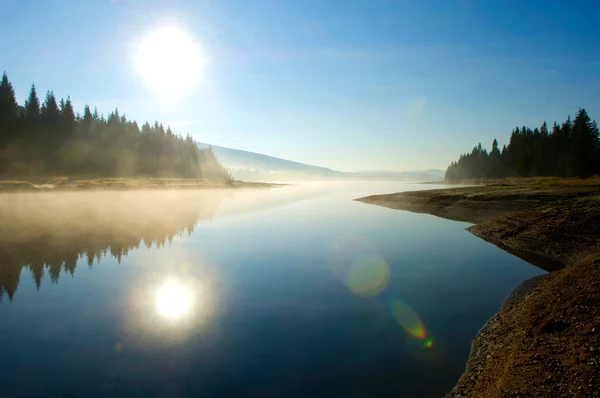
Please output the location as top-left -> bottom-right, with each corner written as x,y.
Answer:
156,281 -> 194,319
0,190 -> 230,301
0,183 -> 549,397
120,256 -> 222,347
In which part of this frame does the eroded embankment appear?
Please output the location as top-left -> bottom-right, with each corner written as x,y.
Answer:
355,179 -> 600,397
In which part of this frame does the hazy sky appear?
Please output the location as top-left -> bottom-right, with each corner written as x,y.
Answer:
3,0 -> 600,172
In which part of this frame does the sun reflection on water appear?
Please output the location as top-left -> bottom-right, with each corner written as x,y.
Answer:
155,281 -> 194,319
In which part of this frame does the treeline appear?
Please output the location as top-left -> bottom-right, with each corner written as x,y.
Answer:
445,108 -> 600,180
0,71 -> 229,179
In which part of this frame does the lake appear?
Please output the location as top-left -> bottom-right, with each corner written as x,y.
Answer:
0,183 -> 545,397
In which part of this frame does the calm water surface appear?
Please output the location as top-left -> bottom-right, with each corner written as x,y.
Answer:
0,183 -> 545,397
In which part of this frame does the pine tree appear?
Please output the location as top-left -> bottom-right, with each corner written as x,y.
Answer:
592,120 -> 600,175
60,96 -> 77,139
80,105 -> 93,139
559,116 -> 573,176
24,83 -> 41,125
0,71 -> 19,122
82,105 -> 92,124
41,91 -> 60,125
489,139 -> 501,178
547,122 -> 562,176
570,108 -> 599,176
0,72 -> 19,148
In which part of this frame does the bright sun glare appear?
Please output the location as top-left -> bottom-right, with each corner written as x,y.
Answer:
156,281 -> 193,319
136,27 -> 204,93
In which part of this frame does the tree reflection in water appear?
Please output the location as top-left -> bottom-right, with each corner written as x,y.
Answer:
0,190 -> 231,301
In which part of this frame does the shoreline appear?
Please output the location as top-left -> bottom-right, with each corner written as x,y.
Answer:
355,177 -> 600,397
0,177 -> 283,193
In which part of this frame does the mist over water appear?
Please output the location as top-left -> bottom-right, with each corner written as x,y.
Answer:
0,183 -> 545,397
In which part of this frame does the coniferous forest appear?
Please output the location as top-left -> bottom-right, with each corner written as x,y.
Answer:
0,72 -> 229,179
445,108 -> 600,180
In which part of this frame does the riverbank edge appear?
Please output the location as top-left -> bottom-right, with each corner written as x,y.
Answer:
354,181 -> 600,397
0,178 -> 283,192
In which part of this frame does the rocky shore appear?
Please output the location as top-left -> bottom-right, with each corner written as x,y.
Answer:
356,178 -> 600,397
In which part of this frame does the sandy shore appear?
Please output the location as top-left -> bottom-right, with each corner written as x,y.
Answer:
356,177 -> 600,397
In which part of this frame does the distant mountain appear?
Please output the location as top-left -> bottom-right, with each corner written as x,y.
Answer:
407,169 -> 445,177
356,170 -> 400,175
358,169 -> 444,177
196,142 -> 345,181
196,142 -> 340,174
196,142 -> 442,182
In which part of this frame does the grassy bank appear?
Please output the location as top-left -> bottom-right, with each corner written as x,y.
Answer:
0,177 -> 279,192
355,177 -> 600,397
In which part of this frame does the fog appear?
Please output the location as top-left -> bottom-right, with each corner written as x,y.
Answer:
0,185 -> 348,300
0,180 -> 439,302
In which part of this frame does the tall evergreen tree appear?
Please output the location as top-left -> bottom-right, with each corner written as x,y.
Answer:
489,139 -> 501,178
82,105 -> 92,124
568,108 -> 599,176
0,71 -> 18,123
80,104 -> 93,138
558,116 -> 573,176
59,96 -> 77,140
0,71 -> 19,148
24,83 -> 41,125
41,91 -> 60,125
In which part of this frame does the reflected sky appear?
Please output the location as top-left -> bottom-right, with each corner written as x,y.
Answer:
0,183 -> 546,397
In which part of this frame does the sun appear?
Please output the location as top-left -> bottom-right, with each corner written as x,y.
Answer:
135,27 -> 205,93
155,281 -> 193,319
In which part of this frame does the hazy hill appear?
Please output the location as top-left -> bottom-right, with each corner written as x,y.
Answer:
358,169 -> 445,177
196,142 -> 443,182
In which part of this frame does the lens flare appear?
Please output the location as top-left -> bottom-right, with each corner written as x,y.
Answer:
405,334 -> 440,362
390,299 -> 427,340
346,255 -> 390,297
331,239 -> 391,298
156,281 -> 193,319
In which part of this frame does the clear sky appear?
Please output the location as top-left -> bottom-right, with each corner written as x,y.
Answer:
3,0 -> 600,172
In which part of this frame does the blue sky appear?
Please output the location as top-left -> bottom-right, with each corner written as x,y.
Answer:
3,0 -> 600,171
